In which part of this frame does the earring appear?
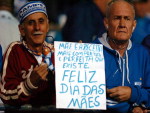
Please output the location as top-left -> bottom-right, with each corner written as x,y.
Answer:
132,27 -> 135,32
106,26 -> 109,29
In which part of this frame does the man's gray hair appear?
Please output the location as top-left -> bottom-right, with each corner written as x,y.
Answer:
106,0 -> 135,18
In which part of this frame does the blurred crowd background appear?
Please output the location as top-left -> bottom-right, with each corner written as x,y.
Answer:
0,0 -> 150,49
31,0 -> 150,44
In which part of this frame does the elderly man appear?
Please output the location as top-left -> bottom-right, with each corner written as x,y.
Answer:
93,0 -> 150,112
0,1 -> 55,108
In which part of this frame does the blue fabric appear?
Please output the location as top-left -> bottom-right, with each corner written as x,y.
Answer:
62,0 -> 106,43
18,1 -> 47,23
142,34 -> 150,52
93,38 -> 150,112
0,45 -> 2,71
131,17 -> 150,44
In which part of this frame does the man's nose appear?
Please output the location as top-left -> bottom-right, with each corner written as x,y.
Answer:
119,18 -> 126,28
34,23 -> 40,30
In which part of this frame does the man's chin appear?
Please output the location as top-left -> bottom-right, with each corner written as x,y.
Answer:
115,35 -> 130,44
113,39 -> 129,45
117,39 -> 128,44
33,42 -> 44,47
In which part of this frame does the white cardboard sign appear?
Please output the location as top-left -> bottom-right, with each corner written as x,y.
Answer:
54,41 -> 106,110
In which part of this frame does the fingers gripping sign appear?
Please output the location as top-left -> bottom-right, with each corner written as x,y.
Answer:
107,86 -> 131,102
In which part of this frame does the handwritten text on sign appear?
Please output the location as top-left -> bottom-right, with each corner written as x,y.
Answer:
54,41 -> 106,110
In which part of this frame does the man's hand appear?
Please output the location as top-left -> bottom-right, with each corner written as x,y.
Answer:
78,40 -> 82,43
132,106 -> 148,113
30,63 -> 48,86
107,86 -> 131,102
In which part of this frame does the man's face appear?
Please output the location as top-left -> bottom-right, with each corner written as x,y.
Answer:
104,1 -> 136,41
19,12 -> 49,47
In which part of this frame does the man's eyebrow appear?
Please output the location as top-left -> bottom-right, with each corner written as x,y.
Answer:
39,17 -> 45,20
113,15 -> 132,17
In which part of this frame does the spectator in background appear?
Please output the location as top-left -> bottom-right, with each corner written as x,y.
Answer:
14,0 -> 28,17
0,45 -> 2,105
27,0 -> 78,24
0,1 -> 55,108
0,45 -> 2,71
93,0 -> 150,112
0,0 -> 20,54
62,0 -> 110,43
131,0 -> 150,44
142,34 -> 150,52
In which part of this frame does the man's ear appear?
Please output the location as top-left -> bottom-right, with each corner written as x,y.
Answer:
132,20 -> 136,32
18,24 -> 25,36
104,18 -> 109,30
47,20 -> 50,33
